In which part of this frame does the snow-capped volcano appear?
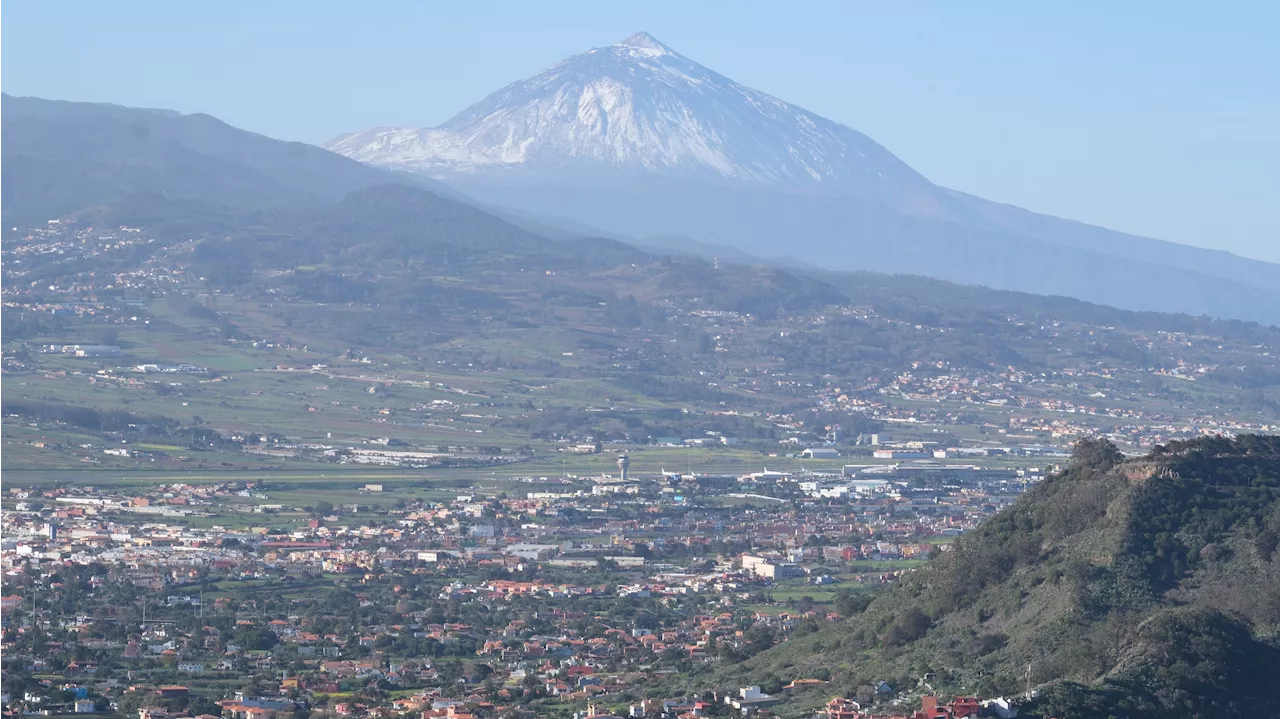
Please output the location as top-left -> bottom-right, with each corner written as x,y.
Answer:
321,33 -> 1280,325
325,32 -> 930,198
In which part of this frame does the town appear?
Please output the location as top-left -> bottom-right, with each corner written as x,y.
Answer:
3,452 -> 1042,719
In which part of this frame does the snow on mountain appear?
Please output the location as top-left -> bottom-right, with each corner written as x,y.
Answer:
320,33 -> 1280,325
325,32 -> 931,196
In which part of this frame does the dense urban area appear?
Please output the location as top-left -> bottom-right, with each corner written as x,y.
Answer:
3,452 -> 1028,717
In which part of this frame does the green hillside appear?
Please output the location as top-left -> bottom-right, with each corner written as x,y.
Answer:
713,435 -> 1280,718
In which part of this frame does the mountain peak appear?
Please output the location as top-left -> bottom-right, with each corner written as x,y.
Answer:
324,31 -> 917,190
614,31 -> 673,58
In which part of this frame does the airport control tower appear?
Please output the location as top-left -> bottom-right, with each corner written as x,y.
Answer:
617,455 -> 631,482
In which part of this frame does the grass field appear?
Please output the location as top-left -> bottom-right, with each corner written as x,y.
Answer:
768,586 -> 839,602
3,293 -> 1064,486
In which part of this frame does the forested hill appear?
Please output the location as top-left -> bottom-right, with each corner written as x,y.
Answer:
718,435 -> 1280,719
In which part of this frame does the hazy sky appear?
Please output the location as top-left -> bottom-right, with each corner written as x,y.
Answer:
4,1 -> 1278,263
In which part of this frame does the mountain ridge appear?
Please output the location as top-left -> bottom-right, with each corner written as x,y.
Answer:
0,93 -> 456,228
324,33 -> 1280,325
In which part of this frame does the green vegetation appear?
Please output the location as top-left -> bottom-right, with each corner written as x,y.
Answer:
6,175 -> 1280,480
710,436 -> 1280,718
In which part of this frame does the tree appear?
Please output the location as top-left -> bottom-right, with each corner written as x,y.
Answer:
882,607 -> 932,648
313,501 -> 334,518
233,628 -> 279,651
834,590 -> 872,617
1071,437 -> 1122,472
115,692 -> 162,717
759,673 -> 784,696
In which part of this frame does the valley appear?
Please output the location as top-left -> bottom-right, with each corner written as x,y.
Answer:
4,197 -> 1277,480
3,20 -> 1280,719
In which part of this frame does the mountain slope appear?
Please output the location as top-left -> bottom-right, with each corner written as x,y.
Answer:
452,176 -> 1280,324
715,436 -> 1280,717
326,32 -> 945,216
325,33 -> 1280,325
0,94 -> 450,227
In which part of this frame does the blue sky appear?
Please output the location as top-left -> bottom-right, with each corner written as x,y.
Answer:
4,1 -> 1278,263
